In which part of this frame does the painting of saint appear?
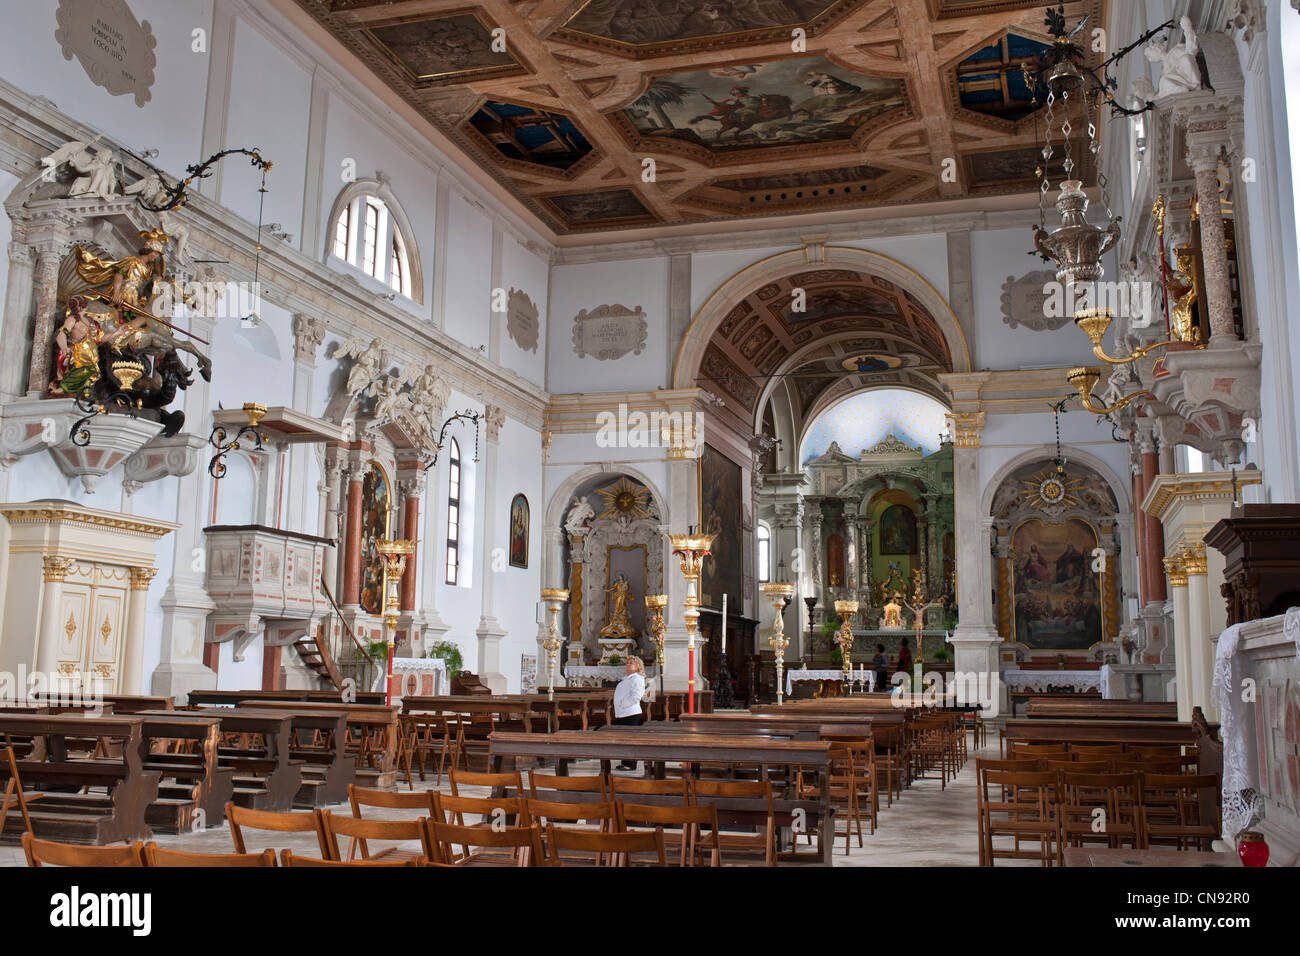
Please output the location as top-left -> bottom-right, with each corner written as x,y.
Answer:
699,444 -> 742,608
879,504 -> 916,555
1010,518 -> 1102,650
360,462 -> 391,615
624,55 -> 905,153
509,494 -> 529,569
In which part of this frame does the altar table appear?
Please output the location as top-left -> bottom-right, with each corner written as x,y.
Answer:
786,669 -> 877,694
1000,669 -> 1102,694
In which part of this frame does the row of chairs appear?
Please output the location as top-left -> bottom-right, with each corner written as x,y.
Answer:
976,757 -> 1220,867
21,833 -> 419,868
1005,741 -> 1200,773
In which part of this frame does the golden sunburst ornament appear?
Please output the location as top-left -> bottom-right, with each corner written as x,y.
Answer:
1022,466 -> 1085,513
596,476 -> 652,520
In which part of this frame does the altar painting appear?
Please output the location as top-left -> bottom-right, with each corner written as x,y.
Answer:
1011,518 -> 1101,650
699,444 -> 742,608
360,462 -> 392,615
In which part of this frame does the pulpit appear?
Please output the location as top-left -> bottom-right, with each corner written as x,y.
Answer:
1205,505 -> 1300,625
0,501 -> 177,694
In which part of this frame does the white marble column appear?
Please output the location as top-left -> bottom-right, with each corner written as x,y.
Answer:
1182,543 -> 1215,722
662,450 -> 704,692
844,513 -> 859,605
1,235 -> 35,402
288,315 -> 325,534
475,405 -> 508,692
37,556 -> 74,683
122,567 -> 158,694
1164,554 -> 1193,722
945,410 -> 1000,715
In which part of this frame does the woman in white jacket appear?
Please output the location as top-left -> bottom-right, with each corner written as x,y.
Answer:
612,657 -> 647,771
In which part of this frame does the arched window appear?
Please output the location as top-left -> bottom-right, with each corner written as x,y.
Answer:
757,524 -> 771,583
326,179 -> 419,301
445,439 -> 461,585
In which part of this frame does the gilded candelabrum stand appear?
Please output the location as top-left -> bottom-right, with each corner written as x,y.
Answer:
540,588 -> 570,702
762,582 -> 795,705
645,594 -> 668,697
833,600 -> 859,686
667,530 -> 715,715
374,538 -> 414,706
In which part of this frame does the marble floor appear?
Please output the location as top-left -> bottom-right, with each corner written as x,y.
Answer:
1,736 -> 1009,867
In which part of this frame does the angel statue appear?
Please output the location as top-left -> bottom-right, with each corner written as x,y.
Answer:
124,173 -> 192,263
564,496 -> 595,537
67,228 -> 212,381
40,140 -> 118,201
1145,16 -> 1203,98
334,336 -> 386,401
404,364 -> 450,430
370,372 -> 413,425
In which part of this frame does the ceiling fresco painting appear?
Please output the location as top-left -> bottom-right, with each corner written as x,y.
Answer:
295,0 -> 1104,235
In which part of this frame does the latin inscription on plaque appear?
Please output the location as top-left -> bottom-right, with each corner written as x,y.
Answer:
506,288 -> 540,353
572,304 -> 648,360
55,0 -> 157,107
1000,269 -> 1065,331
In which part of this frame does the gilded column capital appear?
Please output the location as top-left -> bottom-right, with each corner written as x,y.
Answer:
1179,542 -> 1208,576
1162,553 -> 1188,588
945,411 -> 986,448
42,555 -> 75,582
130,566 -> 159,591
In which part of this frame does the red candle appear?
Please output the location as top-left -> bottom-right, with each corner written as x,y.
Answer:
1237,831 -> 1269,867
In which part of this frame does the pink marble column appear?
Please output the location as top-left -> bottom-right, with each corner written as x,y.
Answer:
1187,142 -> 1236,343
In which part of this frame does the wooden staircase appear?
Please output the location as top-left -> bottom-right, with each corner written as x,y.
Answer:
292,625 -> 342,691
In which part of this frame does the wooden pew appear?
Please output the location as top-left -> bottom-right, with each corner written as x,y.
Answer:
0,714 -> 160,844
136,713 -> 233,831
278,709 -> 355,806
239,701 -> 399,789
672,714 -> 889,736
187,688 -> 386,707
102,695 -> 175,714
1023,699 -> 1177,721
490,729 -> 835,864
1001,717 -> 1215,760
1009,689 -> 1101,716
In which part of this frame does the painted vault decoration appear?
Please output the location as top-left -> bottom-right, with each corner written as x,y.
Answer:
292,0 -> 1106,234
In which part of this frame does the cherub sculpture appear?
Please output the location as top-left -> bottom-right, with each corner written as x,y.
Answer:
334,336 -> 386,400
40,139 -> 118,200
124,173 -> 192,263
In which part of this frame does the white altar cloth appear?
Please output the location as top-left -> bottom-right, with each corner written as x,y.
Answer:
786,669 -> 877,694
1000,669 -> 1102,693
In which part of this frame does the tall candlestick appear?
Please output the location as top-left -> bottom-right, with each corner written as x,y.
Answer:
721,593 -> 727,653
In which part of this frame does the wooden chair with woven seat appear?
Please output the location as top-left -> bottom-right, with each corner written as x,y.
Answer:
822,736 -> 880,835
432,792 -> 535,863
1113,756 -> 1184,774
978,765 -> 1058,867
690,777 -> 776,866
23,833 -> 144,867
608,775 -> 691,799
347,783 -> 438,857
975,757 -> 1041,867
1,744 -> 40,844
1044,758 -> 1112,774
280,849 -> 428,867
1068,743 -> 1125,759
425,819 -> 544,866
403,714 -> 463,787
528,770 -> 609,801
227,803 -> 328,856
524,798 -> 619,846
545,823 -> 666,867
320,809 -> 432,863
1139,773 -> 1220,851
142,843 -> 277,867
449,767 -> 525,798
1056,771 -> 1143,863
871,724 -> 907,807
617,800 -> 722,866
798,743 -> 863,855
1007,742 -> 1069,761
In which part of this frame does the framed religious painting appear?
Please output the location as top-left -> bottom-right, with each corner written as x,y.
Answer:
878,504 -> 917,555
509,493 -> 529,568
1010,517 -> 1102,650
360,461 -> 391,615
698,443 -> 742,609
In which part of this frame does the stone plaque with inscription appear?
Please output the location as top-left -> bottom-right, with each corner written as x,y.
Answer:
506,288 -> 539,353
1000,269 -> 1066,331
572,304 -> 647,361
55,0 -> 157,107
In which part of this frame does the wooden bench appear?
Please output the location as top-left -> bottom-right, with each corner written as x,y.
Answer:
187,689 -> 386,707
1023,699 -> 1177,721
1009,689 -> 1101,716
0,714 -> 160,844
136,713 -> 234,831
488,729 -> 836,864
238,701 -> 399,789
1002,717 -> 1217,765
150,710 -> 304,811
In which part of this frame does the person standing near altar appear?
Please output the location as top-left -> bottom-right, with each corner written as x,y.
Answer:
896,637 -> 913,676
614,657 -> 647,771
872,643 -> 889,692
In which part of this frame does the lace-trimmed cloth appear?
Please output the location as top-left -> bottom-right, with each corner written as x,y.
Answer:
1212,622 -> 1263,840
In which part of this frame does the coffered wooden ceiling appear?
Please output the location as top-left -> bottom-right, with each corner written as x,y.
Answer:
298,0 -> 1105,235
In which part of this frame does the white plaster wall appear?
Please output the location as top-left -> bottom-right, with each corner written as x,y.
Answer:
490,416 -> 544,691
497,236 -> 548,387
0,0 -> 211,180
969,227 -> 1101,371
838,234 -> 949,300
547,256 -> 670,394
442,196 -> 493,351
216,634 -> 263,690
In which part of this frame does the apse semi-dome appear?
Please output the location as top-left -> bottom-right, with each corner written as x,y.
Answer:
800,388 -> 950,465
